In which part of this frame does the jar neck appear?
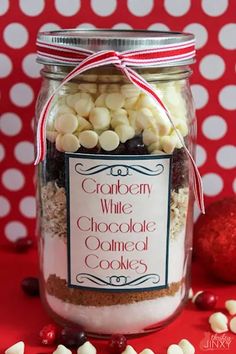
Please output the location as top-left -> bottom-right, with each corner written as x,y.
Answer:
40,65 -> 192,83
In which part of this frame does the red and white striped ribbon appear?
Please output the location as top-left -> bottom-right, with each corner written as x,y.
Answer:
35,39 -> 205,213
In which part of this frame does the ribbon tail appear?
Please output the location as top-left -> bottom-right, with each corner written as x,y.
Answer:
119,65 -> 205,213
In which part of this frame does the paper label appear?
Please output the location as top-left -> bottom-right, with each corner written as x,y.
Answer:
66,154 -> 171,292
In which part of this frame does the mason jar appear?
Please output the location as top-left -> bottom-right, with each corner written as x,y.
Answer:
35,30 -> 197,336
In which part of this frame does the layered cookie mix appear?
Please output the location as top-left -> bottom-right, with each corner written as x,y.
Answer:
38,79 -> 190,334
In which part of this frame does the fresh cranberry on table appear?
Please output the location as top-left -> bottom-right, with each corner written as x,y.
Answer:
194,291 -> 218,310
59,326 -> 87,348
14,237 -> 33,253
108,334 -> 127,354
39,323 -> 58,346
21,277 -> 39,296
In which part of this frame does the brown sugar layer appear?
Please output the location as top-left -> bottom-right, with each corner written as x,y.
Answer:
46,274 -> 183,306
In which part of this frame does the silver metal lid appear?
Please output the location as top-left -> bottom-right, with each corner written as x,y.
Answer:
37,29 -> 195,66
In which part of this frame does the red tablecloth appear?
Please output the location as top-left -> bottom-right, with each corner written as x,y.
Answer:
1,245 -> 236,354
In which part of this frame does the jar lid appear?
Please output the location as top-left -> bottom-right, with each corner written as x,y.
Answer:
37,29 -> 195,67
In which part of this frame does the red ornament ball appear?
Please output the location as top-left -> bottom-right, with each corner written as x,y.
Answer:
194,197 -> 236,283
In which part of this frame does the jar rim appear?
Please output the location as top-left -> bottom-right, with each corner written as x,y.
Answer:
37,29 -> 195,67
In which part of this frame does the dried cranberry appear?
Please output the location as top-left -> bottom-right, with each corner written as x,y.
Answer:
59,326 -> 87,348
39,324 -> 58,346
14,238 -> 33,253
21,277 -> 39,296
108,334 -> 127,354
194,291 -> 218,310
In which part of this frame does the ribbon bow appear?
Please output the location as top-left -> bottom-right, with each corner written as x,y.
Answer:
35,38 -> 204,213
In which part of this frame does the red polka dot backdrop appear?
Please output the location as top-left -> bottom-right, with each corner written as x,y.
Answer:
0,0 -> 235,244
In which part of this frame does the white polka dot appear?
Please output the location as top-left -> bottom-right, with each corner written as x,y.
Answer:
202,115 -> 227,140
39,23 -> 61,32
2,169 -> 25,191
14,141 -> 34,164
202,0 -> 228,16
219,85 -> 236,110
183,23 -> 208,49
164,0 -> 190,16
55,0 -> 80,16
202,173 -> 223,196
19,196 -> 36,218
0,196 -> 10,217
0,0 -> 9,15
196,144 -> 207,167
128,0 -> 153,16
20,0 -> 45,16
5,221 -> 27,242
216,145 -> 236,169
148,23 -> 170,31
194,202 -> 201,222
0,112 -> 22,136
191,84 -> 209,109
22,53 -> 42,78
112,23 -> 133,30
0,53 -> 12,78
10,83 -> 34,107
91,0 -> 117,16
3,23 -> 29,49
219,24 -> 236,50
199,54 -> 225,80
233,179 -> 236,194
0,144 -> 5,162
76,23 -> 96,29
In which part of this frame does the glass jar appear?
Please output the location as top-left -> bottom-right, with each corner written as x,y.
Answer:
35,30 -> 196,336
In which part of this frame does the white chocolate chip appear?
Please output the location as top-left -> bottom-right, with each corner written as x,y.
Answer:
55,133 -> 64,152
55,104 -> 75,116
105,93 -> 125,110
53,344 -> 72,354
5,341 -> 24,354
188,288 -> 194,300
209,312 -> 228,333
95,94 -> 107,107
191,291 -> 203,303
176,120 -> 188,137
136,108 -> 155,130
99,130 -> 120,151
148,141 -> 161,153
78,83 -> 97,94
152,110 -> 172,136
209,312 -> 228,325
167,344 -> 183,354
139,349 -> 155,354
142,127 -> 159,145
46,131 -> 58,143
77,341 -> 96,354
61,133 -> 80,152
161,135 -> 178,154
225,300 -> 236,315
128,110 -> 142,134
89,107 -> 111,130
54,113 -> 78,134
74,97 -> 94,117
124,96 -> 139,110
121,345 -> 137,354
98,84 -> 108,94
136,94 -> 157,109
111,116 -> 130,129
107,84 -> 120,93
121,84 -> 140,98
171,129 -> 183,149
210,322 -> 228,334
66,93 -> 83,109
77,116 -> 93,133
79,130 -> 98,149
178,339 -> 195,354
115,124 -> 135,143
229,317 -> 236,334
